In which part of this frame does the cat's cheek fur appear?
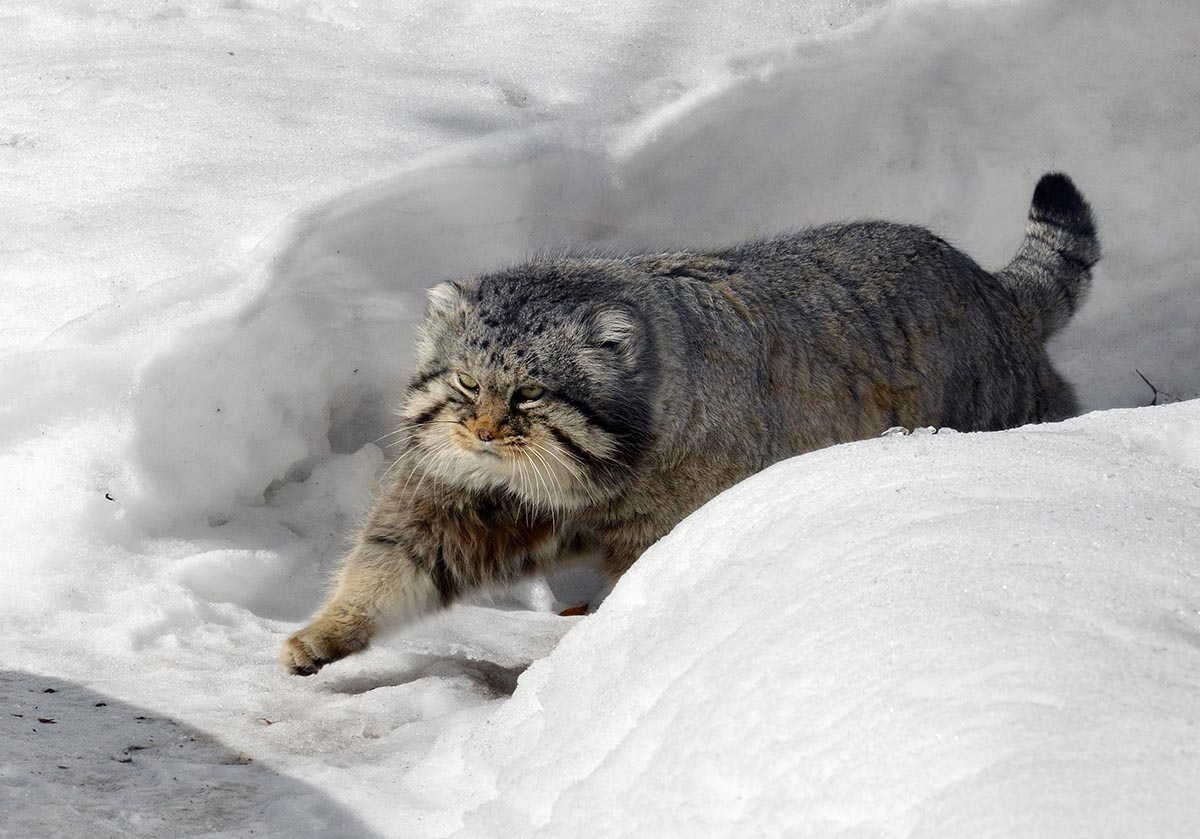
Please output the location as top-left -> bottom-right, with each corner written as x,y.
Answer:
400,384 -> 453,427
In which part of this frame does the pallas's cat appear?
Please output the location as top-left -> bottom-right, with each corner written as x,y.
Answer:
282,173 -> 1098,675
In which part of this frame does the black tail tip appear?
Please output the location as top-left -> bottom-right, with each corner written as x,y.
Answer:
1031,172 -> 1095,237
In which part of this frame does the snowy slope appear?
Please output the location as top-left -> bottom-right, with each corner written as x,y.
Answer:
3,0 -> 1200,836
447,405 -> 1200,838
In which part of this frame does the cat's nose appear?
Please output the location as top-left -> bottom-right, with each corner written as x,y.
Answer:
476,426 -> 495,442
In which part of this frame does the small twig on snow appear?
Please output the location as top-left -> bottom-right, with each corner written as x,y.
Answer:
1135,369 -> 1178,406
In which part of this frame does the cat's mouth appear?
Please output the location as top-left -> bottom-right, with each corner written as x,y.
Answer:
440,425 -> 593,510
451,427 -> 509,457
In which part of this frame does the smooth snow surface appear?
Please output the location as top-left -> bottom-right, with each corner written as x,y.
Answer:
3,0 -> 1199,836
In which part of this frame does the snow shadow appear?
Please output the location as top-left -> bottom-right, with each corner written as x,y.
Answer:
322,653 -> 528,699
1,670 -> 378,839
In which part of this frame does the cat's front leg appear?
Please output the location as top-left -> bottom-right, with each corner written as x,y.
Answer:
281,537 -> 439,676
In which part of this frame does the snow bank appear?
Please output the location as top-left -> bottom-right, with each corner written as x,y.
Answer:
447,403 -> 1200,838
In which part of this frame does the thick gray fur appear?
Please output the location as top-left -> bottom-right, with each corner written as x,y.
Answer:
281,172 -> 1099,675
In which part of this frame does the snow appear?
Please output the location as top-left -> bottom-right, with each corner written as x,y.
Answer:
448,408 -> 1200,838
1,672 -> 372,838
3,0 -> 1200,836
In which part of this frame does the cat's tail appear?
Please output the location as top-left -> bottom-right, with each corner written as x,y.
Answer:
997,172 -> 1100,341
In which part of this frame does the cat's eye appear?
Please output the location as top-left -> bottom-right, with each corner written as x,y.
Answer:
516,385 -> 546,402
456,371 -> 479,391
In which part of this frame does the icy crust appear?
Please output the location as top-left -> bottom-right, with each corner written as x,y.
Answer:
446,402 -> 1200,839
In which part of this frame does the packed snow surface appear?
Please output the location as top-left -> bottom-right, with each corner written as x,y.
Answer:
3,0 -> 1199,836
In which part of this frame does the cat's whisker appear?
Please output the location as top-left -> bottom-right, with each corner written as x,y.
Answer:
532,438 -> 608,507
512,452 -> 535,527
396,448 -> 431,503
372,426 -> 412,445
397,437 -> 455,507
409,440 -> 456,502
533,440 -> 586,483
527,440 -> 588,511
376,438 -> 425,487
524,443 -> 574,527
521,446 -> 555,513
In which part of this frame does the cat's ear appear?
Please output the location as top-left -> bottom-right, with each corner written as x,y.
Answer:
592,307 -> 636,346
416,281 -> 466,362
587,306 -> 641,365
424,281 -> 465,320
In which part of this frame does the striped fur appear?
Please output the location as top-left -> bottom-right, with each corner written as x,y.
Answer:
282,172 -> 1100,676
998,173 -> 1099,340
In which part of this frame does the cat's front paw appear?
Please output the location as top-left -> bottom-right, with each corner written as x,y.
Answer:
280,618 -> 370,676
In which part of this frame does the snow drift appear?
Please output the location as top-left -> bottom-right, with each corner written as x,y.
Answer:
446,405 -> 1200,838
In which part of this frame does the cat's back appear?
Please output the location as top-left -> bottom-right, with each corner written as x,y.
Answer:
704,221 -> 1030,395
715,221 -> 993,303
640,220 -> 1048,439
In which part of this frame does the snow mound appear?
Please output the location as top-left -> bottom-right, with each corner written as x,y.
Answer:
443,403 -> 1200,839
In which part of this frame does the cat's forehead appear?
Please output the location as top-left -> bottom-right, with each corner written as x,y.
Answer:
458,327 -> 569,385
462,272 -> 593,339
427,265 -> 622,379
472,270 -> 569,315
447,288 -> 544,373
458,322 -> 531,368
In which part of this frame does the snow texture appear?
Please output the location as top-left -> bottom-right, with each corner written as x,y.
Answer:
448,407 -> 1200,838
2,0 -> 1199,836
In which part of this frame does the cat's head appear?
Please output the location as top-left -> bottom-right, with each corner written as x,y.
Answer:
395,263 -> 657,510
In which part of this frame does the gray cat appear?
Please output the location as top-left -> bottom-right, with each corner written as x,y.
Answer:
282,172 -> 1098,675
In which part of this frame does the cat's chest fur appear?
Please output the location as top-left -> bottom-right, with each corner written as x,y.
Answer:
368,480 -> 561,601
